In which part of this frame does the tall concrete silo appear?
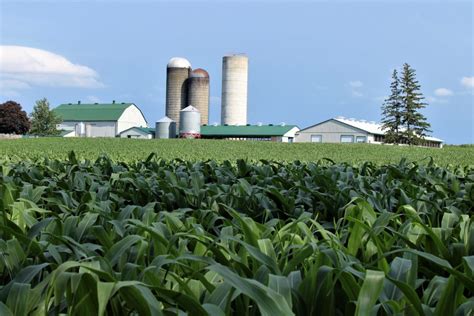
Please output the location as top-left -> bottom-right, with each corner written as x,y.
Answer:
179,105 -> 201,138
155,116 -> 176,139
166,57 -> 192,129
221,54 -> 248,125
187,69 -> 210,125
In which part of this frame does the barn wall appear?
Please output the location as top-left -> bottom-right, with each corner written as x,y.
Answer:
59,121 -> 116,137
117,105 -> 148,134
295,120 -> 368,143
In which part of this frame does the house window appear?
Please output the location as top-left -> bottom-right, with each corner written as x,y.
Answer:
356,136 -> 367,143
311,135 -> 322,143
340,135 -> 354,143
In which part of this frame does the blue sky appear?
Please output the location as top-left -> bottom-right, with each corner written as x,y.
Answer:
0,0 -> 472,144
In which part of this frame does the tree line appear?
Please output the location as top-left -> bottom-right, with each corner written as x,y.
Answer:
380,63 -> 431,145
0,98 -> 62,136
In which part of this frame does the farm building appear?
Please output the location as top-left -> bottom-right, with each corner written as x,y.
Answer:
201,124 -> 299,142
119,127 -> 155,139
295,117 -> 443,148
54,102 -> 148,137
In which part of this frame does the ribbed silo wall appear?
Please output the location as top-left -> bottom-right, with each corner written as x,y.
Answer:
179,109 -> 201,138
155,121 -> 176,139
166,67 -> 191,129
187,77 -> 209,125
221,55 -> 248,125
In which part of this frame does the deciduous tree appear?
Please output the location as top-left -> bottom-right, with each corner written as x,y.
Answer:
30,98 -> 63,136
0,101 -> 30,134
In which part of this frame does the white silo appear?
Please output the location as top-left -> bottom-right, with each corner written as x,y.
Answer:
221,54 -> 248,125
179,105 -> 201,138
166,57 -> 192,129
155,116 -> 176,139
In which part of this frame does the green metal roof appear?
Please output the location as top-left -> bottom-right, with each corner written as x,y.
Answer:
201,125 -> 298,137
53,103 -> 133,121
121,126 -> 155,135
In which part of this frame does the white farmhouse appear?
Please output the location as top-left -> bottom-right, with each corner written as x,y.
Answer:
295,117 -> 443,148
54,102 -> 148,137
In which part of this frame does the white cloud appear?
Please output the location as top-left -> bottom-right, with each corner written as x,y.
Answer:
348,80 -> 363,97
461,76 -> 474,89
0,45 -> 104,93
352,90 -> 364,97
434,88 -> 453,97
86,95 -> 101,103
427,96 -> 447,104
349,80 -> 363,88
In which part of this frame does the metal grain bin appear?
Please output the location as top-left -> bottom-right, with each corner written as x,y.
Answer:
155,116 -> 176,139
187,68 -> 210,125
179,105 -> 201,138
166,57 -> 191,130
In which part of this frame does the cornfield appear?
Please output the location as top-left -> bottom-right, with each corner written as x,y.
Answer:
0,138 -> 473,165
0,152 -> 473,315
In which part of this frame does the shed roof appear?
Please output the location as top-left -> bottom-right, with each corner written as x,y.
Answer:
201,125 -> 298,137
54,103 -> 133,121
121,126 -> 155,135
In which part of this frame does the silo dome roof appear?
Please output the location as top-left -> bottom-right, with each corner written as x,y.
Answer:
167,57 -> 191,68
191,68 -> 209,78
181,105 -> 199,112
156,116 -> 174,123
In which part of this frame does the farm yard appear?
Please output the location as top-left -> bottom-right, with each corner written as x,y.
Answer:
0,139 -> 473,315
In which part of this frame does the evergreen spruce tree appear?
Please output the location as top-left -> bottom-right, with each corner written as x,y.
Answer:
399,63 -> 431,145
30,98 -> 63,136
381,69 -> 403,144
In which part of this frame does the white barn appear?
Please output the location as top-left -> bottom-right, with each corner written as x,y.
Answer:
54,102 -> 148,137
295,117 -> 443,148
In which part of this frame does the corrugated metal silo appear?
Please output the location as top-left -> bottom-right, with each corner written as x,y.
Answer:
166,57 -> 192,129
179,105 -> 201,138
221,54 -> 248,125
187,68 -> 209,125
155,116 -> 176,139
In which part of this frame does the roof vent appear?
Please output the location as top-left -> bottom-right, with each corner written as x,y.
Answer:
246,123 -> 251,126
78,101 -> 81,105
121,102 -> 125,104
112,100 -> 116,104
68,103 -> 72,105
224,124 -> 229,126
94,103 -> 98,105
269,124 -> 274,126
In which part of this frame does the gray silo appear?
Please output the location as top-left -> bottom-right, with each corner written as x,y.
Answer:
155,116 -> 176,139
179,105 -> 201,138
166,57 -> 192,129
187,68 -> 210,125
221,54 -> 248,125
